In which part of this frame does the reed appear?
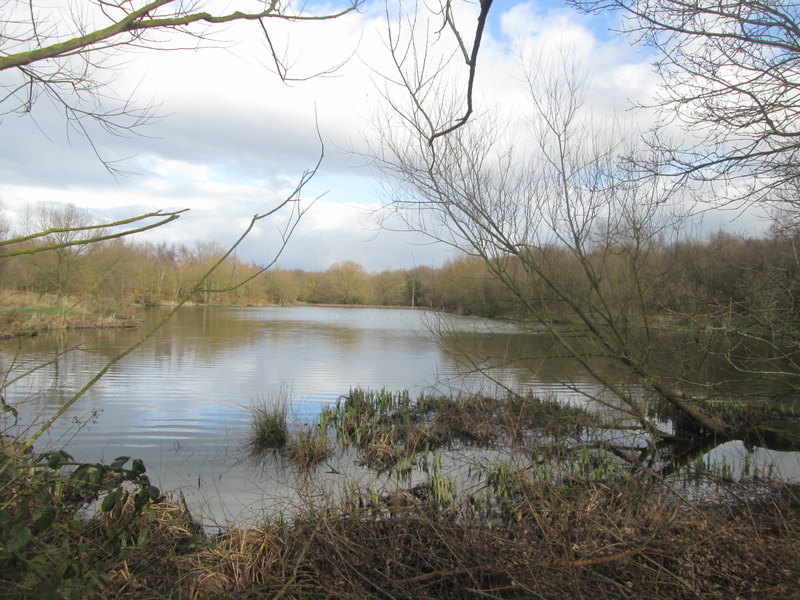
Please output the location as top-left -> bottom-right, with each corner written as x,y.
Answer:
246,394 -> 290,453
286,426 -> 333,472
317,388 -> 594,479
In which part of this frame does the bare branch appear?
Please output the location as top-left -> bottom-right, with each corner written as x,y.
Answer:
429,0 -> 493,144
0,1 -> 362,71
0,0 -> 361,171
570,0 -> 800,206
0,209 -> 187,258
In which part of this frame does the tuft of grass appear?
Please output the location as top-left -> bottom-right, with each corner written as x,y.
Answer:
286,426 -> 333,472
247,394 -> 290,454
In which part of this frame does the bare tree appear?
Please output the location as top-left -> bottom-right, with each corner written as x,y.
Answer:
371,48 -> 735,454
570,0 -> 800,209
0,202 -> 8,240
21,203 -> 96,295
327,260 -> 372,304
560,0 -> 800,410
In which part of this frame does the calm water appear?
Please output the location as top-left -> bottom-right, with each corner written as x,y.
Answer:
2,306 -> 798,525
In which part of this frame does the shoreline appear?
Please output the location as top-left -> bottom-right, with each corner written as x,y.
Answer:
0,316 -> 142,340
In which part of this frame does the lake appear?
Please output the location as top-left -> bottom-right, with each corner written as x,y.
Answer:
2,305 -> 798,526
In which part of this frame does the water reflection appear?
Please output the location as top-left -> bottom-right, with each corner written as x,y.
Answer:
2,305 -> 799,526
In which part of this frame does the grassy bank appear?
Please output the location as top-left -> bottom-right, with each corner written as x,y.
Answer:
0,293 -> 418,341
0,291 -> 140,339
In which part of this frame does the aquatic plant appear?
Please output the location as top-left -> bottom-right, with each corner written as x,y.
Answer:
319,388 -> 595,478
286,426 -> 332,472
246,393 -> 290,453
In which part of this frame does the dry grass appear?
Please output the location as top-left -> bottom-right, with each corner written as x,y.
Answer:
94,477 -> 800,600
181,527 -> 284,599
0,289 -> 139,339
285,427 -> 333,472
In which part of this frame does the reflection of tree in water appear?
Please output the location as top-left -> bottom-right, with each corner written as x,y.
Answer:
436,322 -> 800,473
145,307 -> 374,361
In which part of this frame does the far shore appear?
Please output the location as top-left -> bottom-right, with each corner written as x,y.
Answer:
0,294 -> 427,340
299,303 -> 422,310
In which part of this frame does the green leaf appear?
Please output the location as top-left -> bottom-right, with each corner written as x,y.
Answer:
45,450 -> 72,469
131,459 -> 146,476
70,464 -> 90,485
134,492 -> 149,510
7,524 -> 31,553
32,505 -> 55,531
110,456 -> 129,469
100,491 -> 118,513
89,466 -> 104,487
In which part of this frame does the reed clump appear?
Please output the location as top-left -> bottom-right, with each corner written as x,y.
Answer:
247,392 -> 333,472
285,426 -> 333,472
246,396 -> 289,454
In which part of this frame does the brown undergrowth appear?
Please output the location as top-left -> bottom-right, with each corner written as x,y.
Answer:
99,477 -> 800,599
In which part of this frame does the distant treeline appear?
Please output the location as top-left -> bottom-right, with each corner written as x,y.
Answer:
2,224 -> 798,321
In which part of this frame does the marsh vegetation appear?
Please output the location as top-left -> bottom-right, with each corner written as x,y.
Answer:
246,394 -> 291,454
4,385 -> 800,599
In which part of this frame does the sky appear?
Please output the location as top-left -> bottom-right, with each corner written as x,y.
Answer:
0,0 -> 772,272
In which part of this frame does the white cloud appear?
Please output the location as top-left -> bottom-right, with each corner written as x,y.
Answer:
144,157 -> 213,183
1,1 -> 761,272
500,1 -> 596,52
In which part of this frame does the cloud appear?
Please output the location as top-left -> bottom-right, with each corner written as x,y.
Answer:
501,1 -> 597,51
0,1 -> 761,272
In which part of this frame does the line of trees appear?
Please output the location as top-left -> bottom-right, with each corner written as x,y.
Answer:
2,201 -> 797,328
